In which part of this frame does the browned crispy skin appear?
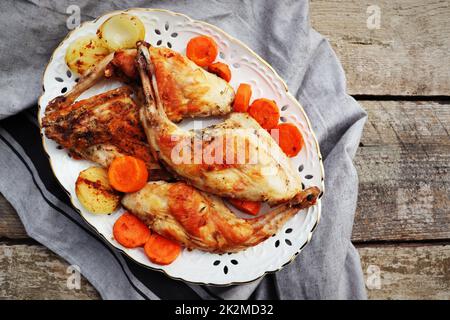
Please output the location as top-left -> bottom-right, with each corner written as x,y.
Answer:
111,49 -> 138,79
42,86 -> 168,179
137,43 -> 310,205
42,45 -> 233,177
112,48 -> 234,122
122,181 -> 320,253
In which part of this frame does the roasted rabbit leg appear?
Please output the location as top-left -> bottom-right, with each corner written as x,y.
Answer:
44,52 -> 116,120
45,47 -> 234,124
137,43 -> 309,205
122,181 -> 320,253
113,48 -> 234,122
43,45 -> 234,176
43,86 -> 167,178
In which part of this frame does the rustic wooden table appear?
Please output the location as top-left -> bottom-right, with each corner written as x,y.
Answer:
0,1 -> 449,299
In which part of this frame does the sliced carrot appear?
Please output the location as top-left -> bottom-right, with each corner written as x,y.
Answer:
272,123 -> 304,157
186,35 -> 218,67
108,156 -> 148,193
208,62 -> 231,82
248,98 -> 280,130
233,83 -> 252,112
229,199 -> 261,216
144,232 -> 182,265
113,212 -> 151,248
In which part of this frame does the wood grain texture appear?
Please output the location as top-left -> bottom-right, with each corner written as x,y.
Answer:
358,244 -> 450,299
310,0 -> 450,95
359,101 -> 450,147
0,194 -> 27,239
0,243 -> 100,299
352,101 -> 450,242
1,243 -> 448,300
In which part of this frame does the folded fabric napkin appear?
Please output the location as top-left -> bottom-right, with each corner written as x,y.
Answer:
0,0 -> 367,299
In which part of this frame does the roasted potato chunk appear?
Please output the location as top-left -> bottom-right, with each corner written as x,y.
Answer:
75,166 -> 121,214
97,14 -> 145,51
65,35 -> 111,75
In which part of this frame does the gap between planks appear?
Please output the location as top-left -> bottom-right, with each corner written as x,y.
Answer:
0,242 -> 448,300
352,100 -> 450,242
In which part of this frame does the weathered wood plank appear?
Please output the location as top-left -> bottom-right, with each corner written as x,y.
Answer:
0,243 -> 100,299
310,0 -> 450,95
352,101 -> 450,242
358,244 -> 450,300
1,243 -> 448,299
0,194 -> 27,239
359,101 -> 450,147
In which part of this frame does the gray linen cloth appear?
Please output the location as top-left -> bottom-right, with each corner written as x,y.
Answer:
0,0 -> 367,299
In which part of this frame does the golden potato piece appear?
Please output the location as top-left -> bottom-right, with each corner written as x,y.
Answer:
75,166 -> 121,214
65,35 -> 110,75
97,14 -> 145,51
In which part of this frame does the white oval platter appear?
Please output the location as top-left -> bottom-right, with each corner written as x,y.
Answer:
38,8 -> 324,286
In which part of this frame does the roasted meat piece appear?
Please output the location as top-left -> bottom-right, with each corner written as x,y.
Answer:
42,86 -> 166,177
137,43 -> 310,205
112,47 -> 234,122
122,181 -> 320,253
43,44 -> 235,177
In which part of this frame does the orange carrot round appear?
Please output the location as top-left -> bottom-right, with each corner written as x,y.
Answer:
186,35 -> 218,67
108,156 -> 148,193
248,98 -> 280,130
144,232 -> 182,265
113,212 -> 151,248
233,83 -> 252,112
229,199 -> 261,216
273,123 -> 304,157
208,62 -> 231,82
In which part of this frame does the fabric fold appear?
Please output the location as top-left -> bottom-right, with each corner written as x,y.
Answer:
0,0 -> 367,300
